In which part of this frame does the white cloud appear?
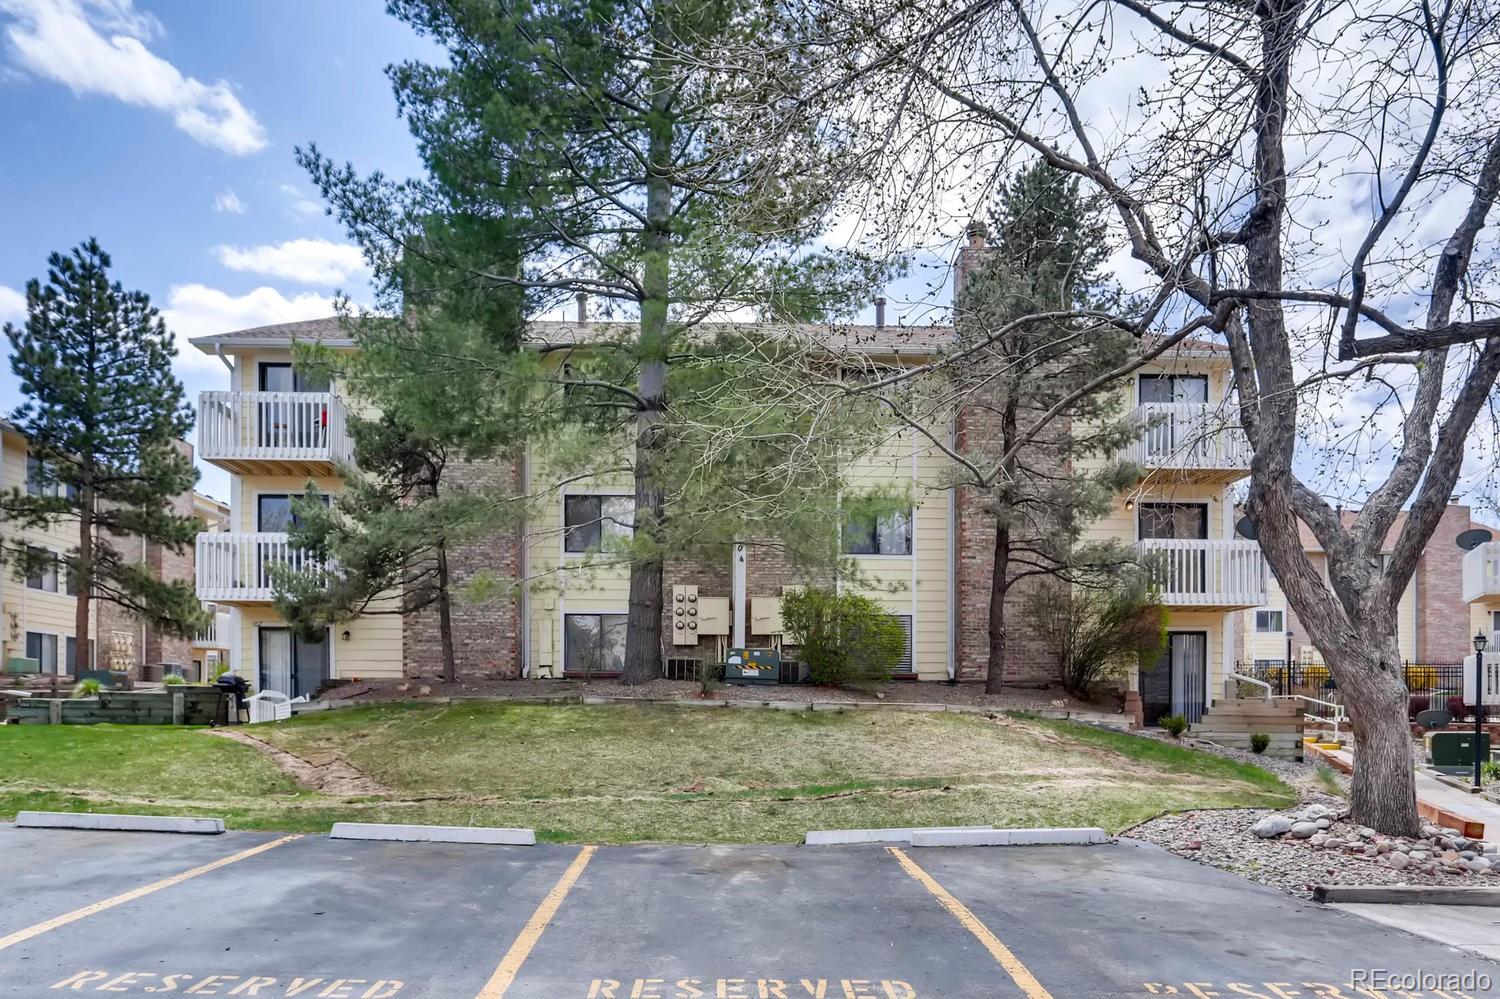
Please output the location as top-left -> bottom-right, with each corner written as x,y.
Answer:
161,283 -> 338,372
0,284 -> 24,324
0,0 -> 266,155
213,238 -> 365,286
279,183 -> 323,218
212,189 -> 245,214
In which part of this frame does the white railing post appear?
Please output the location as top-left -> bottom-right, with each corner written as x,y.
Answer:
195,532 -> 331,602
1137,538 -> 1267,606
197,391 -> 351,465
1126,402 -> 1251,472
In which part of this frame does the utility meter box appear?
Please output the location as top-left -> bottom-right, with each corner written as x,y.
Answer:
1428,731 -> 1491,768
724,647 -> 781,685
671,585 -> 701,646
750,596 -> 784,636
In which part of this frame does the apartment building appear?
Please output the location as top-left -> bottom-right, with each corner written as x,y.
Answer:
1463,533 -> 1500,654
189,300 -> 1264,727
1239,504 -> 1489,668
0,421 -> 220,677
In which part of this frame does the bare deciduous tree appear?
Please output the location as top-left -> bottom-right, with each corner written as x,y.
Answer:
823,0 -> 1500,832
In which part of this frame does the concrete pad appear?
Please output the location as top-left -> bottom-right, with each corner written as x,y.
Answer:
908,826 -> 1108,847
329,822 -> 535,845
804,825 -> 993,846
1334,902 -> 1500,961
14,811 -> 224,835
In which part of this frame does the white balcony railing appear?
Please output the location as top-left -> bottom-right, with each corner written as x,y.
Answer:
198,391 -> 352,466
1463,542 -> 1500,603
1137,538 -> 1267,607
194,604 -> 231,647
196,533 -> 329,602
1123,402 -> 1251,472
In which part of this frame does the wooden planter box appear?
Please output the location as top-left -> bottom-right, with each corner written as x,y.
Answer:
8,687 -> 229,726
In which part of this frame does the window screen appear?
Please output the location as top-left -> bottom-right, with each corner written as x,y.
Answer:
563,495 -> 634,553
564,614 -> 628,673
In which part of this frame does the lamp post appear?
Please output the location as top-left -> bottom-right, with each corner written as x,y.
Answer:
1474,632 -> 1488,790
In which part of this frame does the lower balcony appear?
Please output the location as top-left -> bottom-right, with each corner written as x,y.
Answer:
196,533 -> 327,604
1463,541 -> 1500,603
1137,538 -> 1267,610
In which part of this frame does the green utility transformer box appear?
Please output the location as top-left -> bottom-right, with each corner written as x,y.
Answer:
724,648 -> 780,685
1427,731 -> 1492,768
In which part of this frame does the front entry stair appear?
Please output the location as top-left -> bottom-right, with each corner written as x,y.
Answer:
1191,699 -> 1306,760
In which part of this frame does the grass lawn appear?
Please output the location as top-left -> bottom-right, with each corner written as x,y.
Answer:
0,703 -> 1292,842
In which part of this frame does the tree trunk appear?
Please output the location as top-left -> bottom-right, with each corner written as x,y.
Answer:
985,521 -> 1010,694
621,19 -> 673,686
435,540 -> 456,684
1326,631 -> 1421,837
74,485 -> 92,675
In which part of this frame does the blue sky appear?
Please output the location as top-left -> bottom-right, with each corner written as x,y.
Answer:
0,0 -> 444,500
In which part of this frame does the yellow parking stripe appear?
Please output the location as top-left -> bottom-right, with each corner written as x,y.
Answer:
475,844 -> 597,999
0,834 -> 300,951
888,847 -> 1055,999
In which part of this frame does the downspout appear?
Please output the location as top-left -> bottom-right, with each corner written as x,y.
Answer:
947,419 -> 958,681
519,448 -> 531,678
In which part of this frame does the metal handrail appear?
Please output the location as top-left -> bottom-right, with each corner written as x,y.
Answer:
1227,670 -> 1272,700
1273,693 -> 1347,740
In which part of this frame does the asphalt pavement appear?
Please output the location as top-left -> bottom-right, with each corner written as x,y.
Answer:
1,825 -> 1495,998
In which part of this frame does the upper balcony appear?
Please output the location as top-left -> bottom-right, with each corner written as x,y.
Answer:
1463,542 -> 1500,604
193,603 -> 231,648
198,391 -> 353,475
1121,402 -> 1252,483
1137,538 -> 1268,610
196,533 -> 328,604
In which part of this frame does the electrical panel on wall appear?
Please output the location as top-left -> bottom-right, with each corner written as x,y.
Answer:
751,595 -> 784,637
671,584 -> 700,646
697,596 -> 730,636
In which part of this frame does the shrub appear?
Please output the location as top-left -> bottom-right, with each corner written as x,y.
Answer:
1484,760 -> 1500,786
1249,732 -> 1271,754
1301,664 -> 1331,689
696,660 -> 723,696
71,678 -> 103,699
1161,714 -> 1188,738
1448,696 -> 1471,721
1024,578 -> 1167,699
161,673 -> 186,686
780,586 -> 905,691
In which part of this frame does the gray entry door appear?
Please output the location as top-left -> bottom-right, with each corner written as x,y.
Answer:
259,627 -> 330,699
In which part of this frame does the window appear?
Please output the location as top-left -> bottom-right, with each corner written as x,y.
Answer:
1139,374 -> 1208,404
1255,610 -> 1284,633
563,495 -> 634,553
891,614 -> 914,673
259,362 -> 330,393
25,547 -> 58,592
843,509 -> 912,556
564,613 -> 628,674
256,493 -> 329,532
1138,503 -> 1208,540
25,632 -> 58,673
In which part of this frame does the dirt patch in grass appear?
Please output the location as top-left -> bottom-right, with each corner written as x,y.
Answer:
206,729 -> 390,797
0,705 -> 1291,841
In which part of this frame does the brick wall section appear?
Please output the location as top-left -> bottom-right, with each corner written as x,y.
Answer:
402,455 -> 525,679
1416,504 -> 1473,662
950,236 -> 1066,686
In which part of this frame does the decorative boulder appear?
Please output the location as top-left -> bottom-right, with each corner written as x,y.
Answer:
1252,815 -> 1295,838
1289,822 -> 1319,839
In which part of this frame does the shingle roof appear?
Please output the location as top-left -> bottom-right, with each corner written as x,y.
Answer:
192,315 -> 1233,361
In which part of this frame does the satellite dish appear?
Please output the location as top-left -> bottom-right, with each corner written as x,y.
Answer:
1234,516 -> 1258,541
1457,528 -> 1493,551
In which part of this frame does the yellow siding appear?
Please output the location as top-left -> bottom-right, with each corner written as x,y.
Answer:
0,430 -> 95,667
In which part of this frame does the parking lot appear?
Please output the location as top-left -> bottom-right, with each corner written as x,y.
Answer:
1,825 -> 1495,998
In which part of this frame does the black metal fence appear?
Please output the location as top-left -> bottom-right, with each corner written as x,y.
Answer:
1234,660 -> 1466,720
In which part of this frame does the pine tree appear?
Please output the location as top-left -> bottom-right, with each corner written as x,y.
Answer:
954,165 -> 1147,694
300,0 -> 881,683
2,240 -> 203,672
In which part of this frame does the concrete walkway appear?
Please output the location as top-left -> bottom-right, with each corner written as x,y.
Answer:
1334,902 -> 1500,961
1311,744 -> 1500,838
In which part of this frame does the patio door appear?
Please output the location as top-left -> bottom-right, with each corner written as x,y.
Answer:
1139,374 -> 1209,458
259,627 -> 329,699
1140,632 -> 1208,726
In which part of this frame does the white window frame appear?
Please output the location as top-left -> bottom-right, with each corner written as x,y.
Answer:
843,508 -> 914,558
25,547 -> 59,593
562,611 -> 630,675
1254,609 -> 1284,633
562,493 -> 634,556
25,631 -> 59,673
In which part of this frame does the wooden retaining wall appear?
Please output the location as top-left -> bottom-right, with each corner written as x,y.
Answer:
8,688 -> 230,726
